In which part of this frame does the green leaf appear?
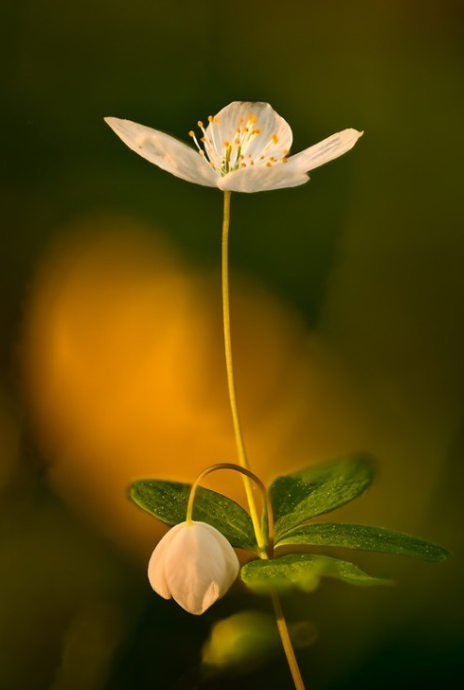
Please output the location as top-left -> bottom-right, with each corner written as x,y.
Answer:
241,553 -> 392,594
130,480 -> 257,551
269,454 -> 374,540
275,523 -> 450,561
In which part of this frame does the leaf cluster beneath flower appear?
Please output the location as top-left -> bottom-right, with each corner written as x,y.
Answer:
130,453 -> 449,595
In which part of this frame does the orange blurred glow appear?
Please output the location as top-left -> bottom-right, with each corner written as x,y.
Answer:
21,215 -> 367,557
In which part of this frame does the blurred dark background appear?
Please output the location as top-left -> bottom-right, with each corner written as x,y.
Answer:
2,1 -> 464,688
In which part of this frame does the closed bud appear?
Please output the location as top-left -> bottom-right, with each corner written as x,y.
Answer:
148,521 -> 240,615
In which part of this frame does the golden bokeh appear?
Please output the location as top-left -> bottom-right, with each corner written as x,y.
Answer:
21,215 -> 366,558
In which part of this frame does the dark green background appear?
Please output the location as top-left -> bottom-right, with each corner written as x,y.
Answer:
2,1 -> 464,688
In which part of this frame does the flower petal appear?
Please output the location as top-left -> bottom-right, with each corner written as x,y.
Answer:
199,522 -> 240,590
218,165 -> 308,193
164,523 -> 236,614
104,117 -> 219,187
287,129 -> 363,173
147,522 -> 185,599
207,102 -> 293,161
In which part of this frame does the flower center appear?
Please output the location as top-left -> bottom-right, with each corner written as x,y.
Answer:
189,113 -> 289,176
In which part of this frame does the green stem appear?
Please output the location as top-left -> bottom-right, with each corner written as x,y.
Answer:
221,191 -> 306,690
221,190 -> 266,557
271,592 -> 307,690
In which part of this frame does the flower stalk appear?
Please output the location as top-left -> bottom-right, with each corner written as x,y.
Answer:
221,191 -> 306,690
271,591 -> 307,690
221,191 -> 267,558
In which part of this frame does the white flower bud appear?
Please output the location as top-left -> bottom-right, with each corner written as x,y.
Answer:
148,521 -> 240,615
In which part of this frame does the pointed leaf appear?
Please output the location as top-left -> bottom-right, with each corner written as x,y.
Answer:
270,454 -> 374,540
275,523 -> 450,561
241,553 -> 392,594
130,480 -> 257,551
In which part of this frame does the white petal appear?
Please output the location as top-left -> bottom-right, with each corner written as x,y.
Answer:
218,165 -> 308,193
206,102 -> 293,160
147,522 -> 185,599
164,522 -> 237,615
287,129 -> 363,173
104,117 -> 219,187
198,523 -> 240,592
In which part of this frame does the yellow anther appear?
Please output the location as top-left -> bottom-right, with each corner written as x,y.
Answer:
244,127 -> 249,133
282,157 -> 289,163
200,136 -> 206,142
234,138 -> 240,145
236,128 -> 241,134
252,128 -> 261,135
239,118 -> 244,123
271,134 -> 279,144
250,160 -> 254,165
248,114 -> 257,124
208,115 -> 213,122
189,130 -> 195,137
198,121 -> 204,128
266,161 -> 272,167
223,140 -> 230,147
241,162 -> 247,168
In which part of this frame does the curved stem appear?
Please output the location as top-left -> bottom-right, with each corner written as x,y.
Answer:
185,461 -> 274,555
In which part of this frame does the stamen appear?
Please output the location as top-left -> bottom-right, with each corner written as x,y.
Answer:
205,115 -> 221,163
188,130 -> 203,154
189,108 -> 288,176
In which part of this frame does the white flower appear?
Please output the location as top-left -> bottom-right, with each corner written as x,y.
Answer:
148,521 -> 240,615
105,101 -> 363,193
